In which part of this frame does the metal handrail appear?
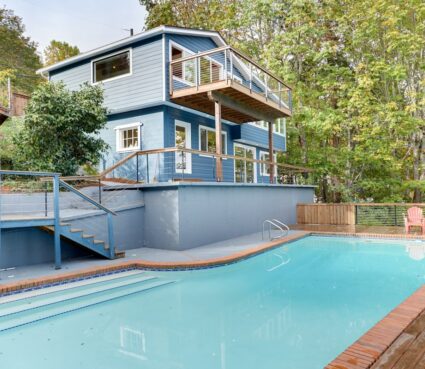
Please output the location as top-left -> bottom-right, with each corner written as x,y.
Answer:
272,219 -> 290,236
262,219 -> 286,241
59,179 -> 116,259
59,180 -> 116,215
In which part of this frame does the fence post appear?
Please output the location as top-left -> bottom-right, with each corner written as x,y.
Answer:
53,174 -> 61,269
107,212 -> 115,259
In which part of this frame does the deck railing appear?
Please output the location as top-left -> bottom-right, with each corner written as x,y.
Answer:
297,203 -> 425,226
169,46 -> 292,110
98,147 -> 313,187
0,170 -> 116,268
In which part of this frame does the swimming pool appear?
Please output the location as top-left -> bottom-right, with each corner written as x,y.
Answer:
1,236 -> 425,369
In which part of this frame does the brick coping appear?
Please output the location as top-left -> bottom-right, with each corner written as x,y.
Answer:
311,231 -> 425,240
325,285 -> 425,369
0,231 -> 310,296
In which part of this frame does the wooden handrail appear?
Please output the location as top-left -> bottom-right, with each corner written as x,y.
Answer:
100,147 -> 313,177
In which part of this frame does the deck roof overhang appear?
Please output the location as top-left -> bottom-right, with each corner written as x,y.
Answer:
170,79 -> 291,124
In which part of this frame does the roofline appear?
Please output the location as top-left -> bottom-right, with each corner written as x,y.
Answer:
37,26 -> 228,75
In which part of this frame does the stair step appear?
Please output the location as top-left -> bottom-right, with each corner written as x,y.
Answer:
93,239 -> 104,245
70,228 -> 83,233
82,234 -> 94,239
0,270 -> 145,306
60,222 -> 71,226
0,278 -> 175,332
0,274 -> 157,318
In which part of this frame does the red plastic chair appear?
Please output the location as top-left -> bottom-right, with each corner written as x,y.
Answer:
404,207 -> 425,234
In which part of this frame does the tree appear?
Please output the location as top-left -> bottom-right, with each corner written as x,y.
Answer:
0,116 -> 23,169
140,0 -> 425,203
0,6 -> 42,94
44,40 -> 80,66
14,82 -> 109,175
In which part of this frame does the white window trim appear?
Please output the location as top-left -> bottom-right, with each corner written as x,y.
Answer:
91,48 -> 133,85
259,151 -> 278,177
233,143 -> 257,183
114,122 -> 142,153
175,120 -> 192,174
198,124 -> 228,157
169,41 -> 195,86
169,41 -> 224,86
249,119 -> 286,137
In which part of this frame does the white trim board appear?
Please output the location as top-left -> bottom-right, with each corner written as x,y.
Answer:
38,26 -> 227,75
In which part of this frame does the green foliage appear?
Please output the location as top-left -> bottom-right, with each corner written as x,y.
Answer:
0,116 -> 23,168
13,82 -> 109,176
0,6 -> 42,94
44,40 -> 80,66
142,0 -> 425,203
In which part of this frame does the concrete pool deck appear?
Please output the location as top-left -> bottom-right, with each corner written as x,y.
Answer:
0,230 -> 309,292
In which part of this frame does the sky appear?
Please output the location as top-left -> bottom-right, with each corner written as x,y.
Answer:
3,0 -> 147,57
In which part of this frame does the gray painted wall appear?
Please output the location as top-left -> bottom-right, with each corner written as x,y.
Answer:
142,183 -> 314,250
0,184 -> 313,267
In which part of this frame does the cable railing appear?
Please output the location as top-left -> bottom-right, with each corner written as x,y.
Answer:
0,170 -> 117,268
169,46 -> 292,111
97,147 -> 313,187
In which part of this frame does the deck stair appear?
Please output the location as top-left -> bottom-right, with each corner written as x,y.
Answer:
41,223 -> 125,259
0,270 -> 176,332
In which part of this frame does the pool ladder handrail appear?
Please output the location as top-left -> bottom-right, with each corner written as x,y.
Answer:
262,219 -> 290,241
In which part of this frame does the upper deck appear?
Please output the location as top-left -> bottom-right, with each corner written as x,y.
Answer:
169,46 -> 292,124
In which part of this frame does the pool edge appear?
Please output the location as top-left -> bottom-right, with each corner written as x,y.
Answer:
0,231 -> 310,296
325,285 -> 425,369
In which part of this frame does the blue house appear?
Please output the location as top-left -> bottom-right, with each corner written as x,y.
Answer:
38,26 -> 292,184
0,27 -> 313,271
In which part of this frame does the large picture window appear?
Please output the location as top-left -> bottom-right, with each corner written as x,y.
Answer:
199,126 -> 227,155
93,50 -> 131,83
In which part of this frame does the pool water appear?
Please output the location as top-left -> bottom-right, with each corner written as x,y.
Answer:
1,236 -> 425,369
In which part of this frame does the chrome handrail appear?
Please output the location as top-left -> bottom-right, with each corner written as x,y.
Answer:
262,219 -> 285,241
272,219 -> 290,237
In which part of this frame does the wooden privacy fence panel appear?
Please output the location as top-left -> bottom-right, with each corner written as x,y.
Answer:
297,203 -> 425,226
297,204 -> 355,225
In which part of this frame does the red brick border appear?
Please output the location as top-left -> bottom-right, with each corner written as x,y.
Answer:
325,286 -> 425,369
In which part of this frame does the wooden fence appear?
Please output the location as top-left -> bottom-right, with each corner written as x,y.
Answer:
297,204 -> 355,225
297,203 -> 425,226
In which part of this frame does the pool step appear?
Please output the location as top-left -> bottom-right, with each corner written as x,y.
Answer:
0,277 -> 175,332
0,273 -> 156,316
0,269 -> 145,306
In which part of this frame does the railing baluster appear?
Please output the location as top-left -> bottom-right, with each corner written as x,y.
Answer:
107,212 -> 115,259
53,174 -> 61,269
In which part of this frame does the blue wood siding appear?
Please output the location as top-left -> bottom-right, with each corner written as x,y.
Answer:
50,36 -> 164,112
231,124 -> 286,151
99,107 -> 164,181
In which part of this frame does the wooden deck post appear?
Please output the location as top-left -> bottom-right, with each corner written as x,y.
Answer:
268,121 -> 274,184
215,100 -> 223,181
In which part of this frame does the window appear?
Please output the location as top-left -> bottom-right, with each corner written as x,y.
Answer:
115,123 -> 141,152
250,118 -> 286,136
93,50 -> 131,83
260,151 -> 277,177
234,144 -> 256,183
171,44 -> 195,84
199,126 -> 227,155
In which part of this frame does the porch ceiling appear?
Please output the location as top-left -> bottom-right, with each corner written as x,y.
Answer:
170,79 -> 291,124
